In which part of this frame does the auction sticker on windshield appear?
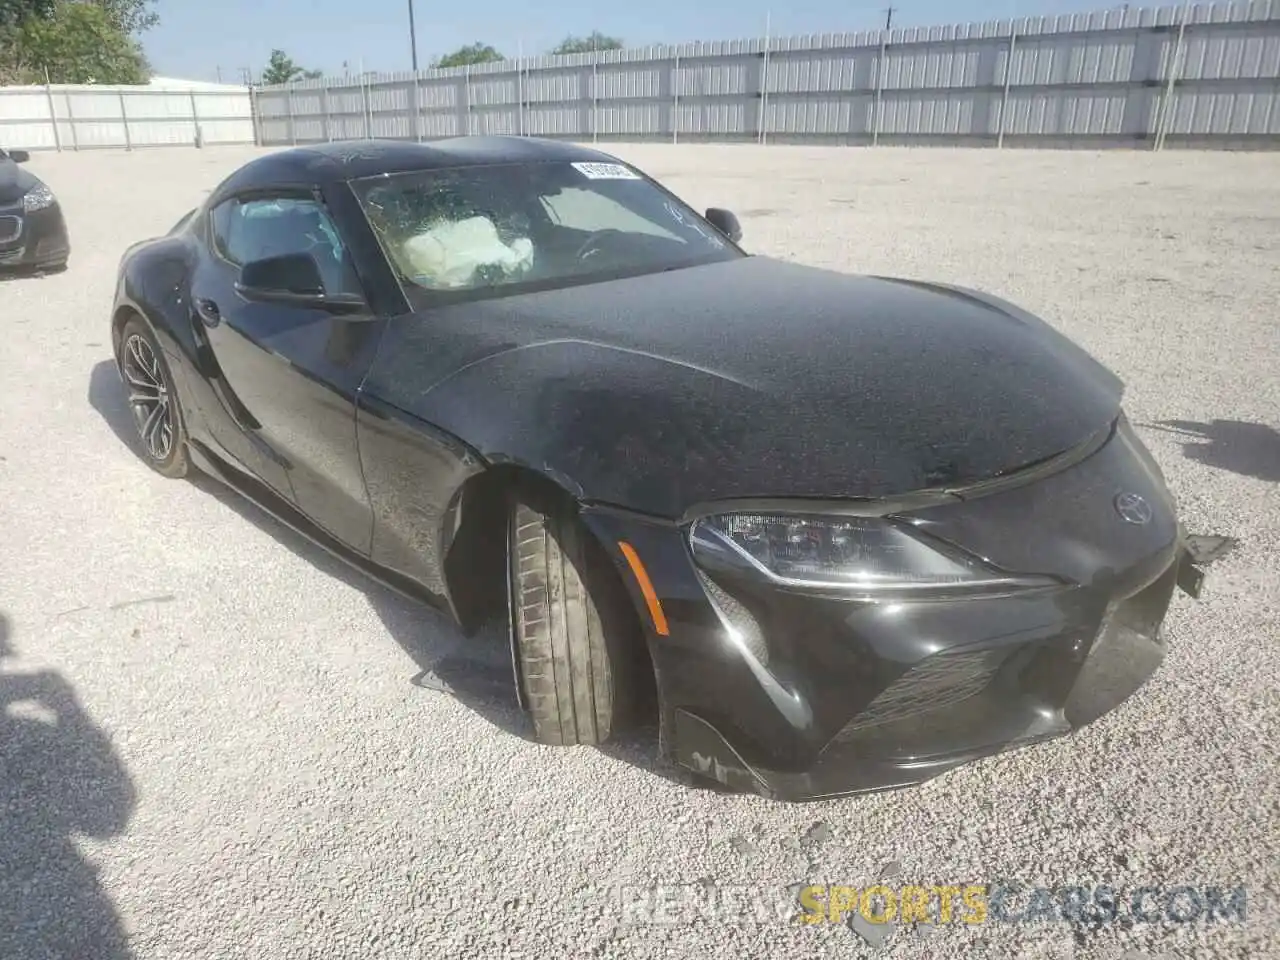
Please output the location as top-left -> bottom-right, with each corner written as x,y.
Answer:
571,162 -> 641,180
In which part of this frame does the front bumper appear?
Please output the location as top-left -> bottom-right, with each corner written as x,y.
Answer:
0,201 -> 70,270
582,416 -> 1225,802
672,542 -> 1191,802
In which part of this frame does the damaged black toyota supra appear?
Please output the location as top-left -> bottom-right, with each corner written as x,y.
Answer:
108,137 -> 1232,801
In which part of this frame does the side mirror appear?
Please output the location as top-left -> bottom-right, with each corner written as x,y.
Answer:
704,207 -> 743,243
235,252 -> 367,313
7,149 -> 30,163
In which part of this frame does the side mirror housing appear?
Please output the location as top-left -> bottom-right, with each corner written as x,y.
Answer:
704,207 -> 743,243
235,252 -> 367,313
7,149 -> 30,163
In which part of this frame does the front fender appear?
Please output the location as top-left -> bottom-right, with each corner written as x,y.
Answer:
381,340 -> 767,519
113,236 -> 199,365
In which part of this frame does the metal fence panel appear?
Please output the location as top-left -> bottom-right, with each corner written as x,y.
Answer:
675,98 -> 752,135
371,111 -> 412,140
469,74 -> 518,106
421,110 -> 464,138
764,94 -> 875,135
1180,22 -> 1280,77
418,78 -> 460,110
247,0 -> 1280,150
883,43 -> 985,90
0,84 -> 254,150
526,69 -> 585,103
765,50 -> 879,93
1168,79 -> 1280,132
598,100 -> 665,136
526,103 -> 589,136
469,107 -> 519,136
598,65 -> 664,99
673,58 -> 754,97
880,90 -> 982,135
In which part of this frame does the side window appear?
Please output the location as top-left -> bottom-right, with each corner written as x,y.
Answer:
210,200 -> 237,263
210,195 -> 362,297
539,187 -> 680,242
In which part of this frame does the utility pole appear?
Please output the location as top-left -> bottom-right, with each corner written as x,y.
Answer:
884,5 -> 896,31
407,0 -> 419,71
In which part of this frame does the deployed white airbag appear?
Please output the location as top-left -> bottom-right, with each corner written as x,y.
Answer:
399,216 -> 534,288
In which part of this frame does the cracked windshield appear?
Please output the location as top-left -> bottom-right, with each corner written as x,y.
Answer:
352,160 -> 738,295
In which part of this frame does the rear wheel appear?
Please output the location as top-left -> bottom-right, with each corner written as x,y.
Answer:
507,487 -> 643,746
118,316 -> 189,479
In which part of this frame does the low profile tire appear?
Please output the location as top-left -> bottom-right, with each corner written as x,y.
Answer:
508,488 -> 644,746
117,316 -> 189,479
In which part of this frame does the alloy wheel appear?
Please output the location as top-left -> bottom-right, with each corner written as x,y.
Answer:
121,333 -> 174,462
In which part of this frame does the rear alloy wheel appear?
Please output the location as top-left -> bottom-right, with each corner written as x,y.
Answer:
508,488 -> 644,746
118,317 -> 189,479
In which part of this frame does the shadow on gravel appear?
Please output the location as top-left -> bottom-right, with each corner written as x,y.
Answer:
86,360 -> 695,790
0,264 -> 67,282
88,360 -> 532,742
1143,418 -> 1280,484
0,613 -> 137,959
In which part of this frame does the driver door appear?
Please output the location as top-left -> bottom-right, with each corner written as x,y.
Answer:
188,189 -> 385,552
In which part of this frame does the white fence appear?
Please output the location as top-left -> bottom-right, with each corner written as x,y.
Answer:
0,84 -> 256,151
255,0 -> 1280,149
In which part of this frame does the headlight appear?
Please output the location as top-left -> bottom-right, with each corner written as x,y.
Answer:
689,512 -> 1057,596
23,183 -> 56,212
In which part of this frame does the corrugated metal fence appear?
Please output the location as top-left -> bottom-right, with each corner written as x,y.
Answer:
0,84 -> 255,151
255,0 -> 1280,149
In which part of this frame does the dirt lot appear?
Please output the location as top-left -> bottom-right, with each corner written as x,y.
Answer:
1,142 -> 1277,959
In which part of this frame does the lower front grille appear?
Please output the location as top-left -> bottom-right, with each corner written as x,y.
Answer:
0,214 -> 21,243
836,646 -> 1009,739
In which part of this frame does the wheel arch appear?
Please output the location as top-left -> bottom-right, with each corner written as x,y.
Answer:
441,462 -> 658,712
111,303 -> 144,358
442,463 -> 589,634
112,296 -> 189,367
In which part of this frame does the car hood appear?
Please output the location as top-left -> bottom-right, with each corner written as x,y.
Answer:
365,256 -> 1123,517
0,161 -> 37,204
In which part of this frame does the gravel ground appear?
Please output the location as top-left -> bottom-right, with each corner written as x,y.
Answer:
1,143 -> 1277,960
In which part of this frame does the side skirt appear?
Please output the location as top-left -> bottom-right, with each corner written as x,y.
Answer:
186,439 -> 459,620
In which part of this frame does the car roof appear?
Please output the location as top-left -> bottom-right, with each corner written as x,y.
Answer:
213,136 -> 631,195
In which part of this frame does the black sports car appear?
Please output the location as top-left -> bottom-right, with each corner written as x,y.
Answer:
109,137 -> 1228,802
0,147 -> 70,272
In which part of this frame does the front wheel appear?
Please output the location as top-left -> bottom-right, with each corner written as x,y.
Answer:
117,316 -> 189,479
507,488 -> 644,746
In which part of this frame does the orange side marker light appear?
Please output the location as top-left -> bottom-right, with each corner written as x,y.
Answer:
617,541 -> 670,636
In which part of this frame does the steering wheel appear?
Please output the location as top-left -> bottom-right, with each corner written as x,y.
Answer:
572,229 -> 622,262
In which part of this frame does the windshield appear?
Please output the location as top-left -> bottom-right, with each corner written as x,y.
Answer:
349,160 -> 742,303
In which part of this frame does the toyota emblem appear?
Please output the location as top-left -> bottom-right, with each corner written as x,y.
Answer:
1114,492 -> 1153,525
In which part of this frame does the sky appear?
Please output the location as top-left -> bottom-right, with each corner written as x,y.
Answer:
144,0 -> 1138,84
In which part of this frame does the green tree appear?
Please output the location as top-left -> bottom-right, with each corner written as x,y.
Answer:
12,0 -> 148,82
0,0 -> 52,82
90,0 -> 158,36
0,0 -> 54,29
435,42 -> 503,68
549,32 -> 622,55
261,48 -> 322,85
1,0 -> 156,32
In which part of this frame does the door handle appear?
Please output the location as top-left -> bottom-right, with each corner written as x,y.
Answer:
195,297 -> 221,327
